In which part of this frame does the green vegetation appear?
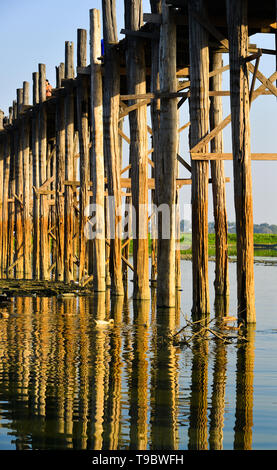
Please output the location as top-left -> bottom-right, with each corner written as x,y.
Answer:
126,233 -> 277,257
208,233 -> 277,245
180,233 -> 277,258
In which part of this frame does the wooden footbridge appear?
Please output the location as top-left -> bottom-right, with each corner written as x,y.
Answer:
0,0 -> 276,323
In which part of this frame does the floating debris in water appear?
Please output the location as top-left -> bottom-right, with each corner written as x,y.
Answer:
169,315 -> 248,347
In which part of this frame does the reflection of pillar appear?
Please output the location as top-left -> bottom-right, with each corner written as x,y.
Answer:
63,297 -> 77,448
55,298 -> 66,435
129,300 -> 150,450
21,298 -> 32,401
151,309 -> 178,450
209,328 -> 228,450
149,288 -> 157,447
90,293 -> 106,449
188,329 -> 209,450
77,297 -> 90,449
121,296 -> 132,446
38,298 -> 50,418
214,294 -> 229,319
175,289 -> 181,327
103,296 -> 124,449
15,298 -> 25,397
31,297 -> 41,416
234,326 -> 255,450
151,287 -> 157,324
0,299 -> 11,384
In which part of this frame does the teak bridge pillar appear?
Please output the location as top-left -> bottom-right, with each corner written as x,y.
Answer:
2,0 -> 273,325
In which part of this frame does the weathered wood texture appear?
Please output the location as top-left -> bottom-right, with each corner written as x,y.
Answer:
32,72 -> 40,279
125,0 -> 150,300
102,0 -> 124,295
77,29 -> 90,284
64,42 -> 75,283
150,0 -> 161,283
0,113 -> 4,275
188,0 -> 210,318
15,88 -> 24,278
156,0 -> 177,307
227,0 -> 256,323
22,81 -> 32,278
175,124 -> 181,290
2,132 -> 10,277
90,9 -> 106,291
209,52 -> 229,297
38,64 -> 49,279
55,63 -> 65,281
0,2 -> 265,320
8,124 -> 15,278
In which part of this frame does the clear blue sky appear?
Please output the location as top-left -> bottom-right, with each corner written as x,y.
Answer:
0,0 -> 276,224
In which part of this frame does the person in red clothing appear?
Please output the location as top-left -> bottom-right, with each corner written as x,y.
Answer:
46,79 -> 52,97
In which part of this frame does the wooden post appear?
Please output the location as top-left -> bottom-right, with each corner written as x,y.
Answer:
150,0 -> 161,284
124,0 -> 150,300
0,111 -> 4,276
102,0 -> 124,296
55,63 -> 65,281
209,52 -> 229,298
0,110 -> 3,129
32,72 -> 40,279
188,0 -> 210,318
12,100 -> 17,121
56,62 -> 65,89
8,107 -> 13,124
73,130 -> 79,280
105,199 -> 111,287
122,191 -> 131,286
175,108 -> 181,290
38,64 -> 49,279
76,29 -> 90,284
156,0 -> 177,307
8,114 -> 16,277
64,42 -> 75,283
226,0 -> 256,323
15,88 -> 24,278
47,138 -> 55,278
90,9 -> 106,292
22,81 -> 32,278
175,161 -> 181,290
2,131 -> 10,277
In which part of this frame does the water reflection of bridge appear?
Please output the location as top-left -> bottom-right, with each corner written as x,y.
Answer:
0,292 -> 255,450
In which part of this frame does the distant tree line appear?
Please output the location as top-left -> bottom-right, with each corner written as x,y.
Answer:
207,221 -> 277,234
180,220 -> 277,234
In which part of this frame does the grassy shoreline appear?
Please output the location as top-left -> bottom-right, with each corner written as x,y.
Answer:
179,233 -> 277,258
127,233 -> 277,259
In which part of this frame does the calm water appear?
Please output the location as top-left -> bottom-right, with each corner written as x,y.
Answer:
0,260 -> 276,450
